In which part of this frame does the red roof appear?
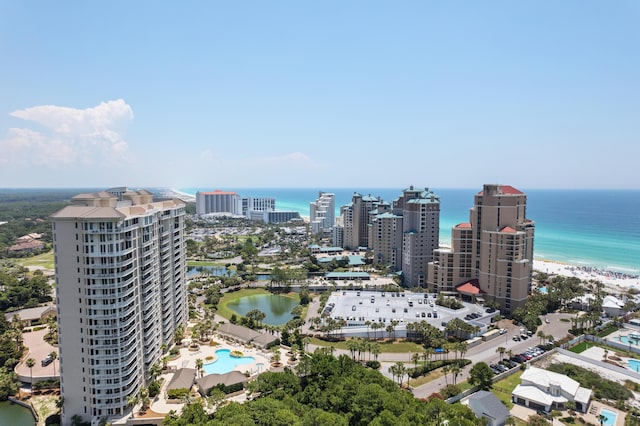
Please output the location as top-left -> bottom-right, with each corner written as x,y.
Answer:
477,184 -> 524,196
500,226 -> 517,233
455,279 -> 483,295
455,222 -> 472,229
500,185 -> 524,195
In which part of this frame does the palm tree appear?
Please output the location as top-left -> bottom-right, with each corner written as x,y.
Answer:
49,351 -> 58,377
450,363 -> 461,386
496,346 -> 506,362
371,343 -> 381,363
537,330 -> 546,345
411,352 -> 420,369
442,364 -> 450,386
26,358 -> 36,386
195,358 -> 204,377
127,394 -> 138,418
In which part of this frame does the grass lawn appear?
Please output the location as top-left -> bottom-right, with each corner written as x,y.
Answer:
408,368 -> 446,387
596,324 -> 619,338
216,288 -> 299,322
490,370 -> 522,409
308,337 -> 424,354
17,251 -> 55,270
570,342 -> 589,353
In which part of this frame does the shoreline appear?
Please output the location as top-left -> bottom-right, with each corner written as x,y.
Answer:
533,259 -> 639,291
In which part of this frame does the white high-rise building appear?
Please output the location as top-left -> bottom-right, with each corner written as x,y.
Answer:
196,189 -> 242,216
51,188 -> 187,424
310,192 -> 335,234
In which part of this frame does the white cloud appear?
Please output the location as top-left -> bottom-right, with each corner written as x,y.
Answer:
1,99 -> 134,166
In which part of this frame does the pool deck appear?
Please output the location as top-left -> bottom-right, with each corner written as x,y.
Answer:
585,403 -> 625,426
149,335 -> 284,415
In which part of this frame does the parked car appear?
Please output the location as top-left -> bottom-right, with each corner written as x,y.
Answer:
512,335 -> 521,341
41,356 -> 53,367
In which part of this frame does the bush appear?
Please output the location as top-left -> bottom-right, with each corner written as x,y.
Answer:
441,384 -> 462,399
365,360 -> 380,369
167,387 -> 190,400
213,381 -> 244,394
547,363 -> 632,401
148,380 -> 161,398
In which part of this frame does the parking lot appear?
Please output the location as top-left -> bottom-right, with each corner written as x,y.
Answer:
324,290 -> 496,336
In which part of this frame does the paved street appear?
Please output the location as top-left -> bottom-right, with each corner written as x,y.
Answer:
304,304 -> 575,398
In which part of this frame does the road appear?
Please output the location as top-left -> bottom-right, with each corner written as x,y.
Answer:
304,303 -> 574,398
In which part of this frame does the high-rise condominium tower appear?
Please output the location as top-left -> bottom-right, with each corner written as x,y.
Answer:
369,186 -> 440,287
196,189 -> 242,216
51,188 -> 187,424
341,193 -> 384,250
310,192 -> 335,234
427,184 -> 534,315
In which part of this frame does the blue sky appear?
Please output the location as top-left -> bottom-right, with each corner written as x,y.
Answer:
1,1 -> 638,189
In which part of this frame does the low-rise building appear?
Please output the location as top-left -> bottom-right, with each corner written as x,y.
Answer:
512,366 -> 591,413
462,390 -> 511,426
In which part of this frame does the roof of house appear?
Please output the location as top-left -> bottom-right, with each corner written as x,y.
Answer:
217,323 -> 261,342
5,305 -> 56,322
167,368 -> 196,391
252,333 -> 279,346
466,390 -> 510,422
456,222 -> 472,229
520,366 -> 579,396
602,295 -> 624,309
196,371 -> 249,393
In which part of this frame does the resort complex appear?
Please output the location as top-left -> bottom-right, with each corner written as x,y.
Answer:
2,183 -> 640,426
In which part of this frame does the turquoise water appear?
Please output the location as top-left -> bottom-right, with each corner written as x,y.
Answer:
599,408 -> 617,426
628,359 -> 640,373
203,349 -> 255,374
228,294 -> 297,326
617,335 -> 640,346
0,401 -> 36,426
180,188 -> 640,274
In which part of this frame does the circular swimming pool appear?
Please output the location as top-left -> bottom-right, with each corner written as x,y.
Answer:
203,349 -> 255,375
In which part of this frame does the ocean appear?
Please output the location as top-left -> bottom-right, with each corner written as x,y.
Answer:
180,187 -> 640,275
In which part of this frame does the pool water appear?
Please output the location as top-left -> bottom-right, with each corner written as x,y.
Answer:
617,335 -> 640,346
628,359 -> 640,373
203,349 -> 255,375
599,408 -> 617,426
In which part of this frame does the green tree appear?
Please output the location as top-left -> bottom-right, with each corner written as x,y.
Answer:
49,351 -> 58,377
26,357 -> 35,386
468,362 -> 494,390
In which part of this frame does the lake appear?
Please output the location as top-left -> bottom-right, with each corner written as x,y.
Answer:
227,294 -> 298,326
0,400 -> 36,425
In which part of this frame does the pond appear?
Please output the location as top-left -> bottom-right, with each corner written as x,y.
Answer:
228,294 -> 298,326
0,401 -> 36,426
187,265 -> 235,278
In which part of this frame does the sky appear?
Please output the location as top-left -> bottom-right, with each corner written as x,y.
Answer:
0,1 -> 639,189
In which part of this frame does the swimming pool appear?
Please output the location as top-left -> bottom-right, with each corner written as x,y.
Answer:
203,349 -> 255,375
599,408 -> 617,426
628,359 -> 640,373
617,334 -> 640,346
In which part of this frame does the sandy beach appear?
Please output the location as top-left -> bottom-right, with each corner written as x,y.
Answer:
533,259 -> 640,292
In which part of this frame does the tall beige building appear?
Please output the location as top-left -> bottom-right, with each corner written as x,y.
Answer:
341,193 -> 384,250
51,188 -> 187,424
427,184 -> 534,315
